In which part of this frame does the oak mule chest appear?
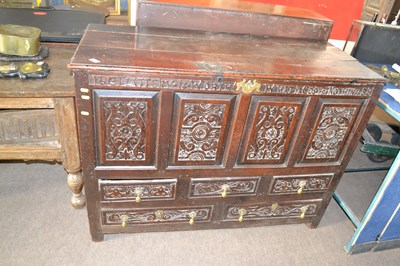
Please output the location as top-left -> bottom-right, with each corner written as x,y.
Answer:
69,24 -> 384,241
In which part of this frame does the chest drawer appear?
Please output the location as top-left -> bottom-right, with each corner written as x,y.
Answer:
102,205 -> 213,226
268,174 -> 334,195
99,179 -> 177,202
189,177 -> 260,198
225,199 -> 321,222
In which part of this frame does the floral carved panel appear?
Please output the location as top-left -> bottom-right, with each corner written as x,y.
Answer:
305,105 -> 358,160
239,97 -> 304,165
95,90 -> 159,166
171,93 -> 235,165
246,104 -> 300,163
103,100 -> 147,161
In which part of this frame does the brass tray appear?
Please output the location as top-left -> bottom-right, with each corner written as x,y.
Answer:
0,24 -> 41,56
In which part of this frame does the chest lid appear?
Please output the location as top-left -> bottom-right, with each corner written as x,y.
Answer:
69,24 -> 383,83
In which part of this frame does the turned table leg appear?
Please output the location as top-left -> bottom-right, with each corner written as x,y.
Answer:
54,97 -> 86,208
67,171 -> 86,209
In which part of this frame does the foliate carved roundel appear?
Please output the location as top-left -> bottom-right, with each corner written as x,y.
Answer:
104,100 -> 147,161
306,106 -> 357,160
178,103 -> 226,161
247,104 -> 298,161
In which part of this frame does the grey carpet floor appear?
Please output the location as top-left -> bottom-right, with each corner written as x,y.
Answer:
1,160 -> 399,266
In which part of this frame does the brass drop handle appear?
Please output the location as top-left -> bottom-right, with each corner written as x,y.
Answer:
155,210 -> 164,220
120,215 -> 128,228
134,187 -> 143,203
238,209 -> 247,223
300,206 -> 308,219
297,180 -> 307,195
189,211 -> 197,225
221,184 -> 230,198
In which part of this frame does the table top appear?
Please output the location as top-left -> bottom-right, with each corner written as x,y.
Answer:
0,43 -> 76,98
70,24 -> 384,83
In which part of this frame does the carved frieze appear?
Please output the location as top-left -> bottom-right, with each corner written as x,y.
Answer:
104,207 -> 211,225
306,106 -> 357,159
0,110 -> 58,144
101,182 -> 176,201
271,175 -> 332,194
226,203 -> 317,220
246,104 -> 298,162
88,74 -> 374,97
103,100 -> 147,161
190,178 -> 259,197
178,103 -> 226,161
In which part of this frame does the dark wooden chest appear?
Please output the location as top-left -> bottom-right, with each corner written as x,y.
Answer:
69,23 -> 384,241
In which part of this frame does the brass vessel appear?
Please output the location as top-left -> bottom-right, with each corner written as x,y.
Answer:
0,24 -> 41,56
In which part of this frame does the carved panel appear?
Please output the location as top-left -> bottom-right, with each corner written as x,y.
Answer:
178,103 -> 225,161
305,105 -> 359,161
190,177 -> 260,198
239,97 -> 304,165
103,207 -> 212,225
270,175 -> 333,194
0,109 -> 58,144
171,93 -> 235,165
100,179 -> 176,201
103,100 -> 147,161
226,202 -> 318,220
94,90 -> 159,166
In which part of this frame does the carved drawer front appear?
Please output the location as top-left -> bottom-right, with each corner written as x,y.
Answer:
189,177 -> 260,198
225,200 -> 320,222
169,93 -> 236,166
93,89 -> 160,166
102,206 -> 213,226
301,99 -> 363,163
269,174 -> 334,195
99,179 -> 177,202
237,96 -> 305,165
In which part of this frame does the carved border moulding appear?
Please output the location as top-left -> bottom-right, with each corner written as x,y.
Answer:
88,74 -> 374,97
305,105 -> 358,160
100,180 -> 177,201
103,207 -> 212,225
245,103 -> 301,163
190,177 -> 260,197
103,100 -> 148,161
177,102 -> 226,162
225,203 -> 318,220
270,174 -> 334,194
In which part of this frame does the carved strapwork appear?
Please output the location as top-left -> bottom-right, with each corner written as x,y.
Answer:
103,207 -> 212,225
94,90 -> 160,166
100,179 -> 177,201
238,96 -> 305,165
170,93 -> 236,166
225,202 -> 319,221
303,101 -> 362,162
269,174 -> 334,195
